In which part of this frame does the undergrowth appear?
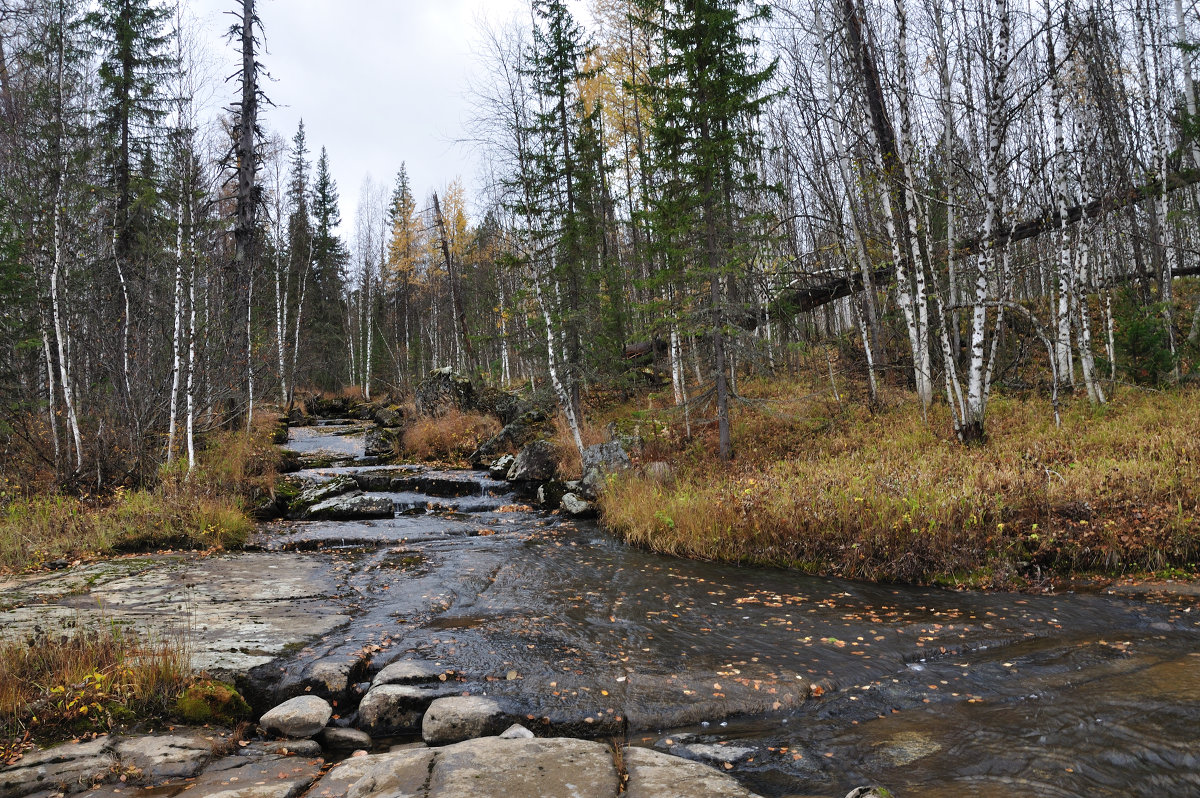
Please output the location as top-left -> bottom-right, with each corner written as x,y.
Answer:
599,384 -> 1200,587
0,623 -> 191,756
402,409 -> 501,464
0,416 -> 280,574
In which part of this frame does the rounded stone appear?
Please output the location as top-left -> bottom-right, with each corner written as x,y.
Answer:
421,696 -> 510,745
259,695 -> 333,739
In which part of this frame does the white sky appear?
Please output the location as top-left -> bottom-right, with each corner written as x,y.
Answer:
186,0 -> 538,230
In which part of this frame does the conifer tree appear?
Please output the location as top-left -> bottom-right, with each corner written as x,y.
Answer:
88,0 -> 172,261
633,0 -> 775,460
306,147 -> 348,390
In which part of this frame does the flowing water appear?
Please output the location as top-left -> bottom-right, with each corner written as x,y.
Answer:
261,423 -> 1200,796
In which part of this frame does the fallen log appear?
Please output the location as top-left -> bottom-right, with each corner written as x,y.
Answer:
773,168 -> 1200,316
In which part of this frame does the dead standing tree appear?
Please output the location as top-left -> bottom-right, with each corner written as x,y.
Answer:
226,0 -> 267,426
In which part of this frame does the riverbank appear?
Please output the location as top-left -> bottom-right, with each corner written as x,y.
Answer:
599,382 -> 1200,590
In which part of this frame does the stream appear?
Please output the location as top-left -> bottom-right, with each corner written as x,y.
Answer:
265,422 -> 1200,797
3,421 -> 1197,797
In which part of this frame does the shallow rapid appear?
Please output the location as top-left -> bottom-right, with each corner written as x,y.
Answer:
258,423 -> 1200,797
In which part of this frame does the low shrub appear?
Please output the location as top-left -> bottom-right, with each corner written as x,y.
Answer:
402,410 -> 501,464
0,623 -> 191,751
600,388 -> 1200,586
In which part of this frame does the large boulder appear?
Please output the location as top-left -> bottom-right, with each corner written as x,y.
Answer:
560,493 -> 596,518
364,427 -> 402,459
356,683 -> 461,736
507,440 -> 560,483
580,441 -> 632,497
421,696 -> 513,745
259,695 -> 333,739
415,367 -> 475,417
289,475 -> 358,515
474,385 -> 524,425
305,492 -> 394,521
470,410 -> 551,466
372,404 -> 407,428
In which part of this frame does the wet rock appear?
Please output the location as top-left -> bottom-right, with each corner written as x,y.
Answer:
537,481 -> 569,510
354,472 -> 395,491
624,746 -> 764,798
0,738 -> 113,798
356,684 -> 460,736
488,454 -> 515,479
173,751 -> 324,798
499,724 -> 535,739
312,747 -> 434,798
305,493 -> 393,521
427,737 -> 617,797
290,475 -> 357,514
300,658 -> 354,700
421,696 -> 512,745
845,789 -> 894,798
316,727 -> 373,752
507,440 -> 559,483
580,441 -> 631,497
419,475 -> 485,498
416,367 -> 476,417
560,493 -> 596,518
260,696 -> 333,739
364,428 -> 402,459
681,742 -> 756,766
471,410 -> 551,466
372,659 -> 445,687
113,734 -> 211,782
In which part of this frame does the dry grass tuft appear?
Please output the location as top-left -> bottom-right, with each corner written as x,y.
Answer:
402,410 -> 501,465
552,414 -> 609,478
0,623 -> 191,751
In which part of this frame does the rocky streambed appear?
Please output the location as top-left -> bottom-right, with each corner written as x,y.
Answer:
3,420 -> 1200,797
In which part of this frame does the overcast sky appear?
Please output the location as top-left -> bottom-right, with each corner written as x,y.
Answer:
186,0 -> 545,231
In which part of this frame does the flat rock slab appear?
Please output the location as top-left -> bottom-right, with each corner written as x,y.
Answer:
0,738 -> 113,798
111,734 -> 211,781
305,493 -> 394,521
0,554 -> 350,678
317,737 -> 758,798
624,747 -> 763,798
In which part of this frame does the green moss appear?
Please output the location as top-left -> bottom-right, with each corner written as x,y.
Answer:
173,680 -> 251,726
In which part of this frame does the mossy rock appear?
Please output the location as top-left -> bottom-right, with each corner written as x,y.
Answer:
174,680 -> 251,726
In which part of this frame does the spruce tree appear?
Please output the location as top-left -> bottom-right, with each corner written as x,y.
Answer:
88,0 -> 172,261
633,0 -> 776,460
306,147 -> 348,390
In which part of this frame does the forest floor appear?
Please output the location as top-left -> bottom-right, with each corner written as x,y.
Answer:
596,375 -> 1200,592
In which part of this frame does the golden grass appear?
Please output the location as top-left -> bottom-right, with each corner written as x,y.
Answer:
0,417 -> 280,574
599,386 -> 1200,586
0,622 -> 191,750
552,414 -> 609,477
402,409 -> 502,464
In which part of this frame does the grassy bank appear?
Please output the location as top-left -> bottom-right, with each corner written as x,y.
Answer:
0,624 -> 192,757
599,385 -> 1200,588
0,421 -> 281,574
